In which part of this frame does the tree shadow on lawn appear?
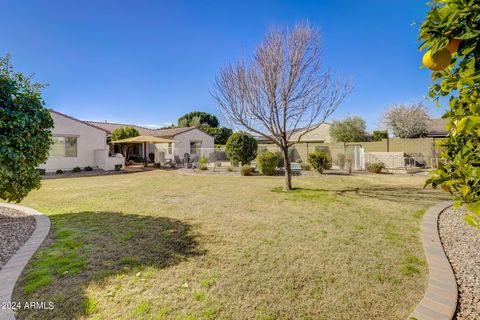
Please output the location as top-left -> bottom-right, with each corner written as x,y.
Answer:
272,184 -> 450,204
13,211 -> 203,320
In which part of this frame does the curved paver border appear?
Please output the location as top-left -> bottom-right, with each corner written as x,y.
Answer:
409,201 -> 457,320
0,204 -> 50,320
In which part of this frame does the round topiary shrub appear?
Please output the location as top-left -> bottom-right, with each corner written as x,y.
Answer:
225,131 -> 257,165
256,151 -> 278,176
307,152 -> 332,174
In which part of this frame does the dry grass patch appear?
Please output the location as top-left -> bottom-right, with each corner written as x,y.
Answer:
10,171 -> 448,319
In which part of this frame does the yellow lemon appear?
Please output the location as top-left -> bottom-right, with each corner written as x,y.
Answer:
445,39 -> 462,53
422,48 -> 452,71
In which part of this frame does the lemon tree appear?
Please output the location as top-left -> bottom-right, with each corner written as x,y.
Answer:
420,0 -> 480,227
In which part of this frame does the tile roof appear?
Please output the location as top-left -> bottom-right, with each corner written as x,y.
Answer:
426,118 -> 448,137
50,110 -> 110,133
84,121 -> 196,137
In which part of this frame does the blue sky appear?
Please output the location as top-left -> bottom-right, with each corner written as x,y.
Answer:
1,0 -> 439,131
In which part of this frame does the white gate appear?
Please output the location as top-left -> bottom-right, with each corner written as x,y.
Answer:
345,145 -> 365,171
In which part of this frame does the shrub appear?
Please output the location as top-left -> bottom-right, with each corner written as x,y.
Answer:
307,152 -> 332,174
199,164 -> 208,170
84,166 -> 93,171
337,153 -> 346,169
199,156 -> 208,165
0,56 -> 54,202
115,164 -> 122,171
301,163 -> 311,171
256,151 -> 278,176
225,132 -> 257,165
56,169 -> 64,174
37,168 -> 46,176
153,163 -> 161,169
226,166 -> 235,172
240,165 -> 253,176
72,167 -> 81,173
367,162 -> 384,173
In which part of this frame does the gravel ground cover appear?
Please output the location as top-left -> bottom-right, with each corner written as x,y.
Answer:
439,206 -> 480,320
0,207 -> 36,269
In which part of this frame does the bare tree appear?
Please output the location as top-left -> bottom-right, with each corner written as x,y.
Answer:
382,103 -> 431,138
211,23 -> 352,191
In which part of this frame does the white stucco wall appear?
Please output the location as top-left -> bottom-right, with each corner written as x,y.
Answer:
39,112 -> 110,172
154,129 -> 215,162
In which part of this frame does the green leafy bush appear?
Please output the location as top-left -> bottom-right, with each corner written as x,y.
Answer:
307,152 -> 332,174
56,169 -> 64,175
301,163 -> 311,171
367,162 -> 385,174
225,132 -> 257,165
420,0 -> 480,227
0,56 -> 54,202
256,151 -> 278,176
72,167 -> 81,173
115,164 -> 122,171
198,156 -> 208,170
84,166 -> 93,171
240,165 -> 253,176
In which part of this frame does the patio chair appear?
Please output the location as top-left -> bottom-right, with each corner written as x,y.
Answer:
174,155 -> 182,167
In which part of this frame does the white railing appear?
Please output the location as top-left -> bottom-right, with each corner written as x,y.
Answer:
365,153 -> 423,168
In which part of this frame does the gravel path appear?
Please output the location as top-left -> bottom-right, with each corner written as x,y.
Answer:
439,206 -> 480,320
0,207 -> 36,269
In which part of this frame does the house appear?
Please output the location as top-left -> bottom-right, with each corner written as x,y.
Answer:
253,123 -> 332,145
40,110 -> 124,172
425,118 -> 448,138
85,121 -> 215,163
254,123 -> 332,160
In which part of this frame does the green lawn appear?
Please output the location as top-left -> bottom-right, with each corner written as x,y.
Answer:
11,171 -> 448,319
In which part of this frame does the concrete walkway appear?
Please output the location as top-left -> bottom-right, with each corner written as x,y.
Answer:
0,204 -> 50,320
409,201 -> 457,320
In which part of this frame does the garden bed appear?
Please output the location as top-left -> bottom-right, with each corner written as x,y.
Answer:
439,206 -> 480,320
0,207 -> 36,269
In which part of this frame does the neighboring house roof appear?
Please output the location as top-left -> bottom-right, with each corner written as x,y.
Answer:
152,126 -> 196,138
50,110 -> 110,133
426,118 -> 448,137
84,121 -> 197,138
288,123 -> 332,143
252,123 -> 332,144
85,121 -> 159,136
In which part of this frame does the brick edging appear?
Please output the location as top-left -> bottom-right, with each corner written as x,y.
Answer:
0,204 -> 50,320
409,201 -> 457,320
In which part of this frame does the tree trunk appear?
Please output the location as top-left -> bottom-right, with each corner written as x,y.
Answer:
282,147 -> 292,191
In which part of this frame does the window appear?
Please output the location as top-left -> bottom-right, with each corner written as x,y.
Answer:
190,141 -> 202,154
168,142 -> 172,155
50,136 -> 77,157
